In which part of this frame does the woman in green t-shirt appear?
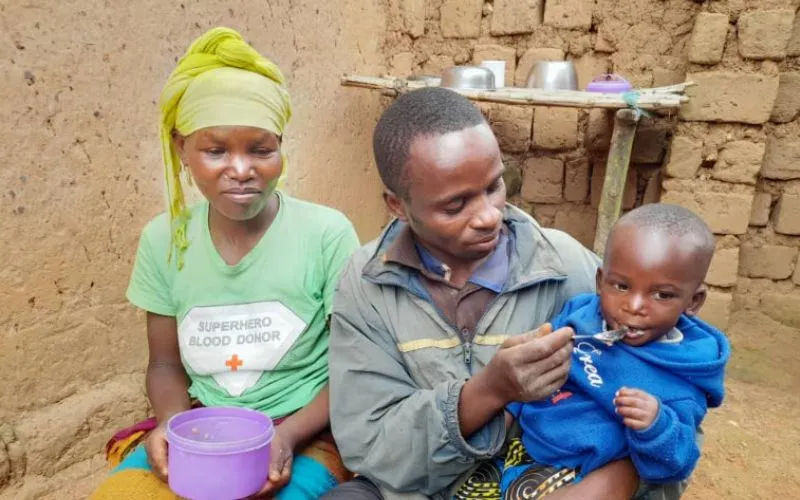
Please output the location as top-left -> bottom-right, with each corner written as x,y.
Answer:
91,27 -> 360,500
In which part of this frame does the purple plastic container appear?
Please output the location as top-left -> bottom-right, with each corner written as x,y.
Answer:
167,407 -> 274,500
586,74 -> 633,93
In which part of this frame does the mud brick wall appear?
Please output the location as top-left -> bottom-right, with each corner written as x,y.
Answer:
386,0 -> 693,256
385,0 -> 800,333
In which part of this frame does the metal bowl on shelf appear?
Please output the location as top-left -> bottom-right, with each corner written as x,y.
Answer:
526,61 -> 578,90
440,66 -> 496,90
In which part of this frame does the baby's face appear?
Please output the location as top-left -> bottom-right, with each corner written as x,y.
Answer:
597,224 -> 707,346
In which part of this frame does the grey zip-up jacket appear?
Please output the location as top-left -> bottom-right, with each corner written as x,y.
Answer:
328,205 -> 691,500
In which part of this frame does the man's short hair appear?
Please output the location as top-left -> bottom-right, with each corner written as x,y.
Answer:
610,203 -> 715,266
372,87 -> 487,197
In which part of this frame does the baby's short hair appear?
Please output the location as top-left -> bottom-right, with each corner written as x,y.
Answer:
609,203 -> 715,267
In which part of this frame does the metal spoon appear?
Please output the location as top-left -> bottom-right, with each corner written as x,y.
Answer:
572,327 -> 629,346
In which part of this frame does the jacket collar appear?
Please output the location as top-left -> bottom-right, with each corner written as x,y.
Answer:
362,204 -> 567,292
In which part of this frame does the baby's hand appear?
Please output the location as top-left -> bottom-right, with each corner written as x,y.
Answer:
614,387 -> 659,431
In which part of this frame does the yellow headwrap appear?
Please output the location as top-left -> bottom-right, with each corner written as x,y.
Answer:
159,27 -> 292,269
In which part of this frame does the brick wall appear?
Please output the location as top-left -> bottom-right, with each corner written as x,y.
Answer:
385,0 -> 800,331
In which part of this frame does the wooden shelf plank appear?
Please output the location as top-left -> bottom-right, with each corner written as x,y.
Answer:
340,75 -> 693,110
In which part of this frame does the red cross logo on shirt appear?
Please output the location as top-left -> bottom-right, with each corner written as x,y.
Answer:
225,354 -> 244,372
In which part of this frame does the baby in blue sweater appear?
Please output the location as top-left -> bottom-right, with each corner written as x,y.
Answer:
502,203 -> 730,497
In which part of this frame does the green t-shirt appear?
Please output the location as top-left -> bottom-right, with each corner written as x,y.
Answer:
126,192 -> 360,418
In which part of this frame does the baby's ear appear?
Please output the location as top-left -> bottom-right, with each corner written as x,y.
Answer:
595,267 -> 603,293
685,284 -> 707,317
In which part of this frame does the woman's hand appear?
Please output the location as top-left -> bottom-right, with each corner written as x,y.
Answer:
144,423 -> 170,482
251,426 -> 296,498
250,385 -> 330,497
143,312 -> 191,484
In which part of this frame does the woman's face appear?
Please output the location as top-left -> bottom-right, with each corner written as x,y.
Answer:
174,126 -> 283,221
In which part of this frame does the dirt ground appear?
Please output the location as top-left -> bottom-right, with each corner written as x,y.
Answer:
2,311 -> 797,499
684,310 -> 800,499
685,378 -> 800,499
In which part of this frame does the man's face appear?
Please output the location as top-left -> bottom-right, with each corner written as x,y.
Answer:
597,224 -> 708,346
386,124 -> 506,265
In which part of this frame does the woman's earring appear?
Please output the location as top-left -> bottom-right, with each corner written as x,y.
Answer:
182,160 -> 193,186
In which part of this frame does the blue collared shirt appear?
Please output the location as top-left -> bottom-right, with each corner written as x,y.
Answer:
414,231 -> 511,293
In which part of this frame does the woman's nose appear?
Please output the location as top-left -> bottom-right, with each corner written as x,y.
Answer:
227,154 -> 254,181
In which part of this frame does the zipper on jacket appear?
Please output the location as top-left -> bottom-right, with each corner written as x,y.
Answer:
463,341 -> 472,367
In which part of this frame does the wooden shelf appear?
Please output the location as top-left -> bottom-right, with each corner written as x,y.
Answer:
340,74 -> 696,256
340,75 -> 692,111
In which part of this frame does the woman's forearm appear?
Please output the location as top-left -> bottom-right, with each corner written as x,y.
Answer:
276,384 -> 330,450
146,361 -> 192,424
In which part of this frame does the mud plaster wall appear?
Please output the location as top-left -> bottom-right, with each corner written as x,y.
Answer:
384,0 -> 800,334
0,0 -> 388,494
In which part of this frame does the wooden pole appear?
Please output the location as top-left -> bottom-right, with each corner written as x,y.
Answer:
593,109 -> 641,256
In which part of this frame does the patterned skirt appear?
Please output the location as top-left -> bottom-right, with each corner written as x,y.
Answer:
453,439 -> 577,500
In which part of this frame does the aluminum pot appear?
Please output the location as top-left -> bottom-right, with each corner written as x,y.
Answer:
526,61 -> 578,90
440,66 -> 496,90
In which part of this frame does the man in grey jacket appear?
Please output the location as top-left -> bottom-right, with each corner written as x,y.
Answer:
324,88 -> 691,500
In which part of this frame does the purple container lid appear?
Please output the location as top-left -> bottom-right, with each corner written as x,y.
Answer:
586,74 -> 633,93
167,406 -> 274,455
